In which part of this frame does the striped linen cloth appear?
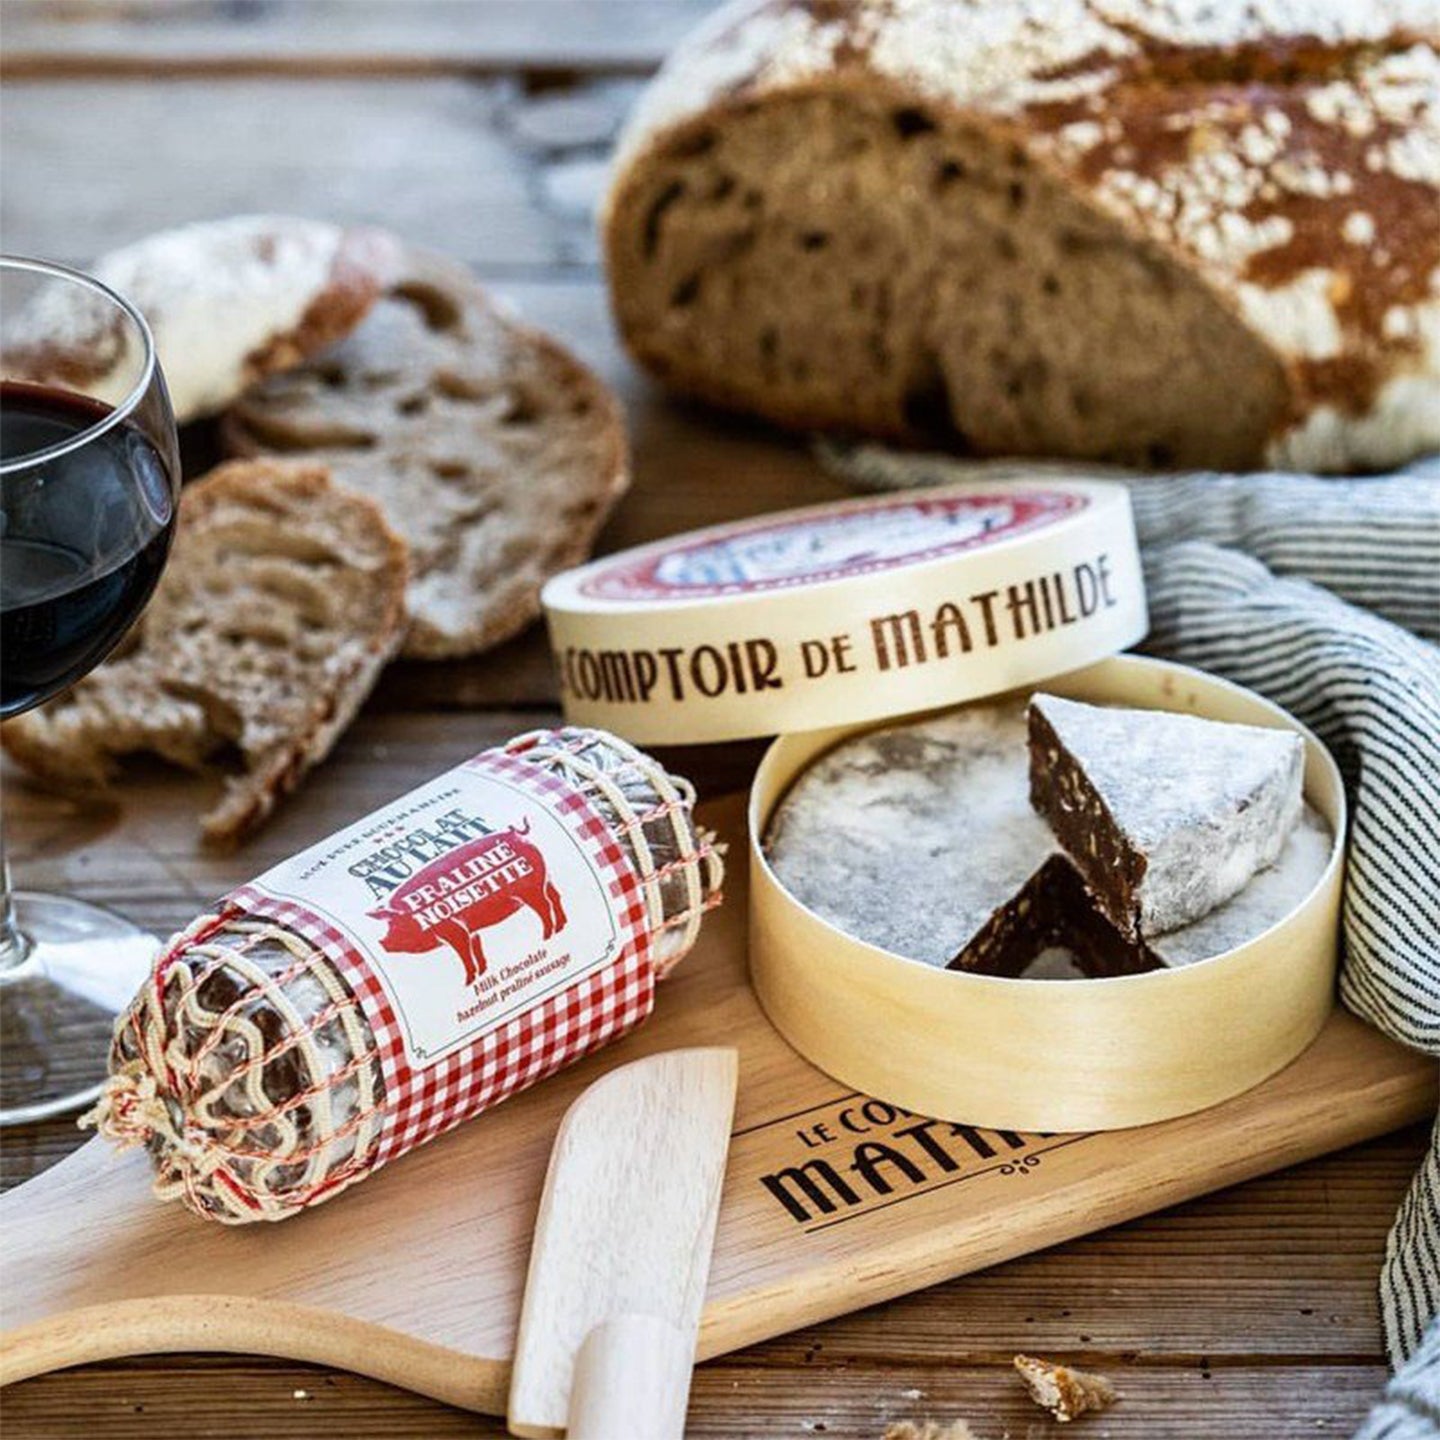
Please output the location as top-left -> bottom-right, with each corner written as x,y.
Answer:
820,444 -> 1440,1438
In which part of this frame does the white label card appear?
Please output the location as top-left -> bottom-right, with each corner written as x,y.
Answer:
244,762 -> 622,1067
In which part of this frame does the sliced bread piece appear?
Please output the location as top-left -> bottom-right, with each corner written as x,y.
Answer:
1027,693 -> 1305,939
222,246 -> 629,659
11,217 -> 400,424
2,460 -> 408,845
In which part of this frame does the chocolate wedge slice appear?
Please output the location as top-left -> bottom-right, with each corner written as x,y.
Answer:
1027,694 -> 1304,939
946,853 -> 1162,978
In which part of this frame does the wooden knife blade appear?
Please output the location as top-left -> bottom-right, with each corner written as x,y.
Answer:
507,1047 -> 738,1439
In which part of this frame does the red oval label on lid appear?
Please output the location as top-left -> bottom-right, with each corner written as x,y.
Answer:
579,491 -> 1088,601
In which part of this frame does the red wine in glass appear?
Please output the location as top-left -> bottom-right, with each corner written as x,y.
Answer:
1,254 -> 182,1127
1,381 -> 177,717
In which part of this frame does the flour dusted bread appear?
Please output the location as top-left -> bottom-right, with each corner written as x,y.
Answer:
12,217 -> 400,424
2,460 -> 408,845
605,0 -> 1440,472
1028,693 -> 1305,938
223,247 -> 629,659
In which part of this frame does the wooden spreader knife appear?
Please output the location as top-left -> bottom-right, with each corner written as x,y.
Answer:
507,1047 -> 739,1439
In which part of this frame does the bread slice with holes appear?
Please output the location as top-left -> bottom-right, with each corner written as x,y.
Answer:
222,247 -> 629,658
603,0 -> 1440,472
1,460 -> 408,846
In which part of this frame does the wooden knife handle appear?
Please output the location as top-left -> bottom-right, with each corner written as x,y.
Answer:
567,1313 -> 695,1439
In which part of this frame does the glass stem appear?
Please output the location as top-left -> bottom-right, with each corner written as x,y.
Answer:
0,817 -> 33,972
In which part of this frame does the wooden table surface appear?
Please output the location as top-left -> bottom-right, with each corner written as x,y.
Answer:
0,4 -> 1426,1435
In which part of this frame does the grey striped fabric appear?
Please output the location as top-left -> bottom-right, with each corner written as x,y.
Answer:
1359,1294 -> 1440,1439
1127,467 -> 1440,644
1144,543 -> 1440,1382
819,443 -> 1440,1437
818,445 -> 1440,642
1357,1117 -> 1440,1439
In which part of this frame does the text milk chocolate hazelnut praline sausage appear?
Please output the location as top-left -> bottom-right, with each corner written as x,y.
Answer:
83,728 -> 724,1224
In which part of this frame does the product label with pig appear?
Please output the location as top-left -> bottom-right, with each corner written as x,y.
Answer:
230,753 -> 643,1069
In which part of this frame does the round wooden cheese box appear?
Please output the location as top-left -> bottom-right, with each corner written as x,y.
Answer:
749,656 -> 1345,1131
543,482 -> 1346,1131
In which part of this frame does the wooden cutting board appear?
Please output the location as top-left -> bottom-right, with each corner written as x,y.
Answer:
1,796 -> 1433,1416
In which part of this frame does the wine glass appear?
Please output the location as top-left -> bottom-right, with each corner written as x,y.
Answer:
0,255 -> 181,1125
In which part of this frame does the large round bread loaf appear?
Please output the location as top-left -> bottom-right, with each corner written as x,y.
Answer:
604,0 -> 1440,472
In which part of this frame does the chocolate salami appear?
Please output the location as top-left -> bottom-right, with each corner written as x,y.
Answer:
86,728 -> 723,1223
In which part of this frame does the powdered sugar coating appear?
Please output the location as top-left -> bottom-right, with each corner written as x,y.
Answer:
1155,806 -> 1333,965
1021,802 -> 1332,975
1032,693 -> 1305,934
764,701 -> 1055,968
766,696 -> 1327,973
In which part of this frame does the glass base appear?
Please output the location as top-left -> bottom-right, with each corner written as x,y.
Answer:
0,891 -> 158,1126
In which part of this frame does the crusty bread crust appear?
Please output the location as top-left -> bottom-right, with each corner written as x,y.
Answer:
79,216 -> 401,424
605,0 -> 1440,472
236,226 -> 401,406
1,460 -> 409,847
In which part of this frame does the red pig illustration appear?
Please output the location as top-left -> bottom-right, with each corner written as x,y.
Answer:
367,820 -> 566,985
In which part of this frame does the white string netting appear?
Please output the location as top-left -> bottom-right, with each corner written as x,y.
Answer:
83,727 -> 724,1224
507,727 -> 724,976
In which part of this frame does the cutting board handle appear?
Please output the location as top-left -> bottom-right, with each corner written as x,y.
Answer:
567,1313 -> 695,1440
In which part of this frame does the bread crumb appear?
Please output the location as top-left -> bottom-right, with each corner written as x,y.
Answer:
1014,1354 -> 1117,1421
882,1422 -> 977,1440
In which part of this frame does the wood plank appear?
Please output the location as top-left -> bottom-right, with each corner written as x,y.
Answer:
2,1 -> 720,74
0,1356 -> 1396,1438
752,1124 -> 1428,1361
0,76 -> 574,272
705,1362 -> 1391,1438
693,1362 -> 1391,1438
3,1117 -> 1425,1360
0,68 -> 718,274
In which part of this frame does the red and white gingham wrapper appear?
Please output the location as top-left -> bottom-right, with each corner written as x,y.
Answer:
207,747 -> 655,1191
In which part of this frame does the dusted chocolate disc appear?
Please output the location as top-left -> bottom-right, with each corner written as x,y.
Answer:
764,698 -> 1330,979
